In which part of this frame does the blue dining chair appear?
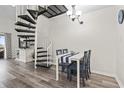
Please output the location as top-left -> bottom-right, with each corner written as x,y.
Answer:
59,52 -> 79,72
59,53 -> 71,72
67,51 -> 88,86
87,50 -> 91,74
85,50 -> 91,79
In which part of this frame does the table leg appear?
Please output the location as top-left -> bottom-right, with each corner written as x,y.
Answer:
56,58 -> 59,81
77,60 -> 80,88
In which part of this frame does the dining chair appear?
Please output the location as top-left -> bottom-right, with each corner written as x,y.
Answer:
59,52 -> 79,72
84,50 -> 91,79
67,51 -> 88,86
87,50 -> 91,74
59,53 -> 71,72
82,50 -> 91,79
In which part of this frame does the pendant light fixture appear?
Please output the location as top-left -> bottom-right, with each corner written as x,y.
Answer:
67,5 -> 83,24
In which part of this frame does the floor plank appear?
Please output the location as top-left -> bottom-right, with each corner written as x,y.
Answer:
0,59 -> 120,88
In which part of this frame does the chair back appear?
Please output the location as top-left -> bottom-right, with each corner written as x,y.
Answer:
80,51 -> 88,70
87,50 -> 91,64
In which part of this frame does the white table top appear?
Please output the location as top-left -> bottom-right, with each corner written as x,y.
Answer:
56,53 -> 71,59
69,53 -> 84,63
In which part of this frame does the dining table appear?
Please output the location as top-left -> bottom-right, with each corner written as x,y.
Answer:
69,53 -> 84,88
55,52 -> 84,88
55,53 -> 71,81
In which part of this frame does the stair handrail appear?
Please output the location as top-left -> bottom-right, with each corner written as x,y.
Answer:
46,41 -> 52,67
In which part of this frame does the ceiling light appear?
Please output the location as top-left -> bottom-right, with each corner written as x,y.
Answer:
76,11 -> 82,16
67,5 -> 83,24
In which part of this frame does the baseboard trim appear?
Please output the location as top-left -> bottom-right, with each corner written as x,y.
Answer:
92,70 -> 124,88
92,70 -> 115,77
115,76 -> 124,88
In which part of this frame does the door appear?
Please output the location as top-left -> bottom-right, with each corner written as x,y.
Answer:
0,35 -> 5,59
5,33 -> 12,59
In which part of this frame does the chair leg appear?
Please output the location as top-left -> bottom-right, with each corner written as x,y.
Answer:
62,66 -> 65,72
67,71 -> 69,80
67,69 -> 72,81
67,68 -> 70,80
87,70 -> 90,79
82,77 -> 85,87
88,63 -> 91,74
89,66 -> 91,74
69,74 -> 72,81
85,70 -> 88,80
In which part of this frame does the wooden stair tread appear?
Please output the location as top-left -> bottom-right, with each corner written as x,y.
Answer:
15,21 -> 36,29
37,51 -> 47,53
37,47 -> 44,49
15,28 -> 35,33
18,15 -> 36,24
23,39 -> 35,42
37,59 -> 50,62
27,9 -> 38,20
36,63 -> 52,68
37,55 -> 50,57
33,59 -> 51,62
38,6 -> 47,16
17,35 -> 35,38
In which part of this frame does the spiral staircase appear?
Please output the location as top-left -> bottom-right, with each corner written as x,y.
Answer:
15,5 -> 68,68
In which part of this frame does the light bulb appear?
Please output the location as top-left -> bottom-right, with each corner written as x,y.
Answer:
70,15 -> 75,19
76,11 -> 81,16
67,11 -> 72,16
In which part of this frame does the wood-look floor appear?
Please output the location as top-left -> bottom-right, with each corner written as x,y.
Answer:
0,59 -> 119,88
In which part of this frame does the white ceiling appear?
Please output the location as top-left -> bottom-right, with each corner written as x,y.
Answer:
0,5 -> 112,21
66,5 -> 112,14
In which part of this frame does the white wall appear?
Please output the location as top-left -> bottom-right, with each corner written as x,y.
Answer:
116,6 -> 124,87
1,5 -> 124,87
49,6 -> 118,76
0,5 -> 49,58
0,14 -> 17,58
37,15 -> 50,48
0,6 -> 17,58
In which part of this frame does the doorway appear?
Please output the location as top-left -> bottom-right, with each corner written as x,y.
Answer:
0,35 -> 6,59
